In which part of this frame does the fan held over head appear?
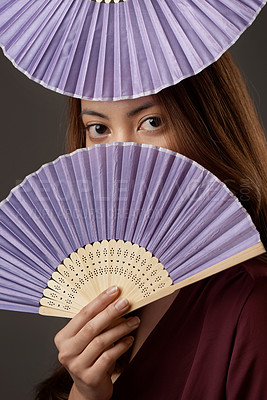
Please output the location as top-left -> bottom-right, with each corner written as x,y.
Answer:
0,143 -> 265,318
0,0 -> 266,100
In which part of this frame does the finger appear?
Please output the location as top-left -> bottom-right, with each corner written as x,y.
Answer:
55,286 -> 120,343
104,317 -> 126,331
78,316 -> 140,368
87,336 -> 135,384
71,297 -> 131,354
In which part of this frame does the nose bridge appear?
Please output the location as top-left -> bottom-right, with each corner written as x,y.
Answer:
112,124 -> 133,143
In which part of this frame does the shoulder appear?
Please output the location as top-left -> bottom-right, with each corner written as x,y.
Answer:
233,259 -> 267,333
224,260 -> 267,396
203,258 -> 267,306
191,259 -> 267,365
240,257 -> 267,281
188,258 -> 267,328
226,258 -> 267,308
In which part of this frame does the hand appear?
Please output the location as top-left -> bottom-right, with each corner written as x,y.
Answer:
54,286 -> 140,400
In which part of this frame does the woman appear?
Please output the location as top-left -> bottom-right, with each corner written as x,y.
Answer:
36,52 -> 267,400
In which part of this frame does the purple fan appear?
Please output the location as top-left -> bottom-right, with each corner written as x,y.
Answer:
0,143 -> 265,317
0,0 -> 265,100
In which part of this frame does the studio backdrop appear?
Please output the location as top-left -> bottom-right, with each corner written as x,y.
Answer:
0,4 -> 266,400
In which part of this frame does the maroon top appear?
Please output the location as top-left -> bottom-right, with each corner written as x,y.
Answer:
112,259 -> 267,399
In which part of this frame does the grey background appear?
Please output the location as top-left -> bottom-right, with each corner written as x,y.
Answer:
0,6 -> 266,399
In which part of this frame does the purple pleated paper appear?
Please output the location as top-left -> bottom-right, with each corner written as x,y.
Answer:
0,0 -> 265,100
0,143 -> 262,314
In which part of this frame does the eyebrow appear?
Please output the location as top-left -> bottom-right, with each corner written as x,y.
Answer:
126,101 -> 156,117
80,110 -> 110,120
80,101 -> 156,120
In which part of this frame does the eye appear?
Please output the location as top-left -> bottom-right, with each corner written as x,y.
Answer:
85,124 -> 110,138
139,117 -> 163,131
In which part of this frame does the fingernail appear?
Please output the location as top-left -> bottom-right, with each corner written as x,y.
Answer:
124,336 -> 134,345
114,298 -> 129,311
127,317 -> 141,328
106,286 -> 118,296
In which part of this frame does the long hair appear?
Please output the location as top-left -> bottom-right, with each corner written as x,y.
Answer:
35,365 -> 72,400
35,51 -> 267,400
66,52 -> 267,260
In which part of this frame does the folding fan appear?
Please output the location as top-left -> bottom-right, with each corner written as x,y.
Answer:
0,143 -> 265,318
0,0 -> 265,100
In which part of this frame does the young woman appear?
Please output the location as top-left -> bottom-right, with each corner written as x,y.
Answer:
36,52 -> 267,400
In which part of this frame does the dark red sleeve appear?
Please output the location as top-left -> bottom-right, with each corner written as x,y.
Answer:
112,262 -> 267,400
226,278 -> 267,398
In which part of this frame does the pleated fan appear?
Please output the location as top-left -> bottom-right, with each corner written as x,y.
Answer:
0,0 -> 265,100
0,143 -> 265,318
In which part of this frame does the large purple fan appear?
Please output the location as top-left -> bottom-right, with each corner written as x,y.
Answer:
0,0 -> 265,100
0,143 -> 265,317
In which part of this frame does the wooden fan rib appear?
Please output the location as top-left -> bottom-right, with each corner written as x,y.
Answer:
39,296 -> 81,314
39,305 -> 76,318
61,256 -> 99,300
38,240 -> 265,318
43,287 -> 81,306
90,241 -> 109,294
129,242 -> 266,313
42,280 -> 90,314
51,268 -> 93,304
102,240 -> 113,292
1,143 -> 264,317
112,241 -> 142,299
84,243 -> 104,295
45,278 -> 92,311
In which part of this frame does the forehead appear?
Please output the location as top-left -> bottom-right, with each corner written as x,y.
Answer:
81,95 -> 159,113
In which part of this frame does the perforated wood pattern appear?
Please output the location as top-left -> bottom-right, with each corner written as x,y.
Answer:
39,240 -> 173,317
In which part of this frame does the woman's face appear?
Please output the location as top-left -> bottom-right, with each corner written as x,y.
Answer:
81,95 -> 172,149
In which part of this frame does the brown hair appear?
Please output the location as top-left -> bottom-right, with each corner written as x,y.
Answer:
35,364 -> 72,400
66,52 -> 267,260
35,51 -> 267,400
